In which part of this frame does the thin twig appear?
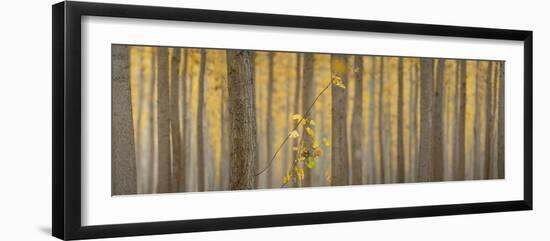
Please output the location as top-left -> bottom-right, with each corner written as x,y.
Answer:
255,81 -> 333,176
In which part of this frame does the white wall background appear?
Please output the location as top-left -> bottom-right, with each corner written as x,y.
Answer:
0,0 -> 547,240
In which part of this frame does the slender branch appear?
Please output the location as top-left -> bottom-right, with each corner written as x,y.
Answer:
255,81 -> 332,176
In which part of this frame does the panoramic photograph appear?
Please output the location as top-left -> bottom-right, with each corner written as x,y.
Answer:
111,44 -> 505,196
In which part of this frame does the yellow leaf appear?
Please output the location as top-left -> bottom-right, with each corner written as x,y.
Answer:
312,140 -> 319,149
283,175 -> 291,184
289,130 -> 300,138
313,148 -> 323,157
305,127 -> 315,137
335,82 -> 346,89
297,168 -> 305,180
297,117 -> 310,126
291,114 -> 303,121
306,157 -> 316,169
331,73 -> 342,83
331,73 -> 346,89
322,138 -> 331,147
308,120 -> 316,126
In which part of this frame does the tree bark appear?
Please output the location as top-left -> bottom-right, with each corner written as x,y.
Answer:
292,53 -> 302,188
415,62 -> 421,180
135,48 -> 145,192
497,62 -> 505,178
111,45 -> 137,195
254,52 -> 268,189
302,53 -> 315,187
483,61 -> 494,179
220,71 -> 231,190
452,61 -> 460,180
197,49 -> 207,191
396,57 -> 405,183
473,61 -> 482,179
157,47 -> 172,193
432,59 -> 445,181
284,74 -> 291,187
266,52 -> 275,188
455,60 -> 467,180
408,60 -> 417,182
417,58 -> 434,182
226,50 -> 258,190
367,57 -> 376,184
330,54 -> 350,186
146,48 -> 156,193
179,49 -> 188,192
170,48 -> 182,192
319,98 -> 328,186
377,57 -> 385,184
351,56 -> 364,185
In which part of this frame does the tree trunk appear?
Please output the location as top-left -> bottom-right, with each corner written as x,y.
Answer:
497,62 -> 505,178
302,53 -> 315,187
432,59 -> 445,181
377,57 -> 385,184
284,75 -> 291,187
179,49 -> 188,192
441,61 -> 449,181
415,62 -> 421,180
484,61 -> 494,179
408,60 -> 417,182
111,45 -> 137,195
455,60 -> 467,180
146,48 -> 156,193
473,61 -> 482,179
351,56 -> 364,185
417,58 -> 434,182
292,53 -> 302,188
170,48 -> 182,192
318,76 -> 328,186
405,60 -> 415,181
367,57 -> 376,184
445,63 -> 453,180
226,50 -> 258,190
197,49 -> 207,191
452,61 -> 460,180
252,53 -> 262,189
266,52 -> 275,188
220,72 -> 231,190
135,48 -> 145,192
385,105 -> 392,182
156,47 -> 172,193
396,57 -> 405,183
330,54 -> 350,186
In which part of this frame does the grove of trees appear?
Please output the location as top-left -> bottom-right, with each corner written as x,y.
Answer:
111,44 -> 506,195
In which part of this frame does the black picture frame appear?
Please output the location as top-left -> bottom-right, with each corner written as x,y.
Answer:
52,1 -> 533,240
